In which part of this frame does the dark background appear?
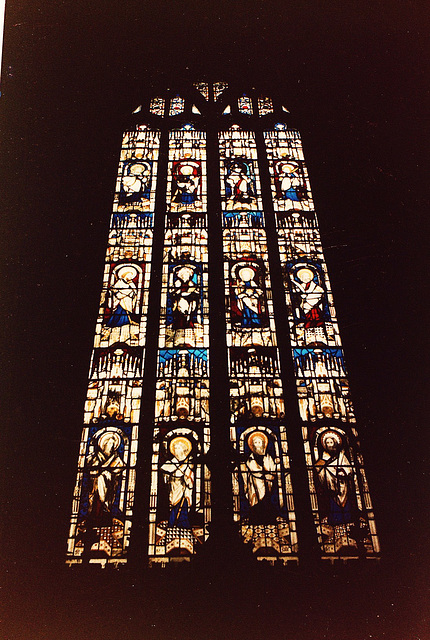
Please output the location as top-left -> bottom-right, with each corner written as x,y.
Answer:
1,1 -> 428,639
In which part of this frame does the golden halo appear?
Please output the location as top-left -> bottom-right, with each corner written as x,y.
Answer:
248,431 -> 269,454
98,431 -> 121,452
276,161 -> 297,174
296,267 -> 314,283
238,267 -> 255,282
320,430 -> 342,449
117,266 -> 138,281
129,162 -> 150,175
178,164 -> 194,175
169,436 -> 192,457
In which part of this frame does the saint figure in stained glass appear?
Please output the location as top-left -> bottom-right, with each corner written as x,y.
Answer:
151,428 -> 207,559
170,263 -> 199,327
274,161 -> 307,205
161,436 -> 194,528
166,256 -> 204,348
242,431 -> 277,524
225,160 -> 257,210
237,426 -> 293,543
290,265 -> 327,327
231,261 -> 267,328
171,160 -> 201,208
103,266 -> 139,342
315,430 -> 355,527
119,161 -> 152,207
87,430 -> 126,524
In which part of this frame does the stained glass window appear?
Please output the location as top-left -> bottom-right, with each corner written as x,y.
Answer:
264,125 -> 379,559
257,97 -> 273,116
69,83 -> 379,568
219,126 -> 298,563
213,81 -> 228,101
238,95 -> 253,115
169,96 -> 185,116
149,97 -> 165,117
67,125 -> 160,566
193,82 -> 209,100
149,126 -> 210,565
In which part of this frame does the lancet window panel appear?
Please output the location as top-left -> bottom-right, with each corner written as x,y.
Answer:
264,123 -> 379,559
113,126 -> 160,219
231,424 -> 298,562
150,119 -> 211,565
68,125 -> 159,566
93,259 -> 149,350
219,127 -> 263,212
67,422 -> 138,566
148,425 -> 210,564
223,229 -> 277,348
303,424 -> 379,558
264,127 -> 314,216
159,230 -> 209,350
166,128 -> 207,229
282,259 -> 341,349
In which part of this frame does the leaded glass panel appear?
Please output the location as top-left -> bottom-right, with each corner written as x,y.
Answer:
238,95 -> 253,115
264,125 -> 379,559
257,97 -> 274,116
149,126 -> 210,565
219,126 -> 298,563
213,81 -> 228,101
67,125 -> 159,566
149,97 -> 165,117
193,82 -> 209,100
169,96 -> 185,116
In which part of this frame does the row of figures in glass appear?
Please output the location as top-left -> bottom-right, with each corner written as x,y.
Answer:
76,411 -> 363,560
98,259 -> 333,350
116,157 -> 309,213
